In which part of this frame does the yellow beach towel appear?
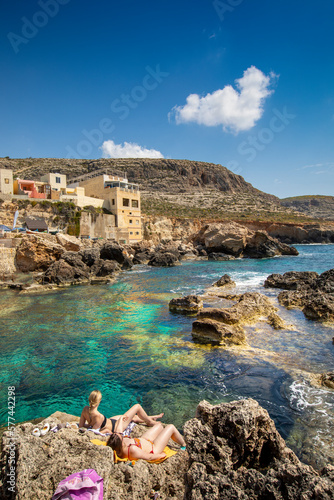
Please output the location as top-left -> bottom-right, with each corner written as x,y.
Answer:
91,439 -> 177,464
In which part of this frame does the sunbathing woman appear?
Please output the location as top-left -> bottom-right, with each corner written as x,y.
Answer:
107,420 -> 186,461
79,390 -> 163,434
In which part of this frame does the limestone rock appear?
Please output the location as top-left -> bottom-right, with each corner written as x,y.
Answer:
100,242 -> 133,269
0,413 -> 188,500
320,372 -> 334,390
96,260 -> 120,277
208,252 -> 235,261
192,319 -> 246,346
169,295 -> 203,314
265,271 -> 319,290
56,233 -> 81,251
192,222 -> 298,258
194,222 -> 248,256
183,399 -> 334,500
198,293 -> 276,325
148,251 -> 179,267
274,268 -> 334,323
213,274 -> 236,287
267,312 -> 286,330
245,230 -> 299,258
15,235 -> 64,272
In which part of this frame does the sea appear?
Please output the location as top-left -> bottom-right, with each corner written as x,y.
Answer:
0,244 -> 333,468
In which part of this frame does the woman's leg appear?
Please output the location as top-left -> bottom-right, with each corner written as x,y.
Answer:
140,423 -> 164,441
152,424 -> 186,453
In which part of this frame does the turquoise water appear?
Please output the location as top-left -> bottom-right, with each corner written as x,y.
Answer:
0,245 -> 333,467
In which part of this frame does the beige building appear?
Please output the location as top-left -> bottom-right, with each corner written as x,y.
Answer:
0,169 -> 13,195
69,173 -> 142,244
40,172 -> 67,192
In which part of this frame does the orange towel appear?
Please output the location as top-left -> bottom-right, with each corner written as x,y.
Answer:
90,439 -> 177,464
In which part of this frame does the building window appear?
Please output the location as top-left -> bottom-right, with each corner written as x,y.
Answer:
130,231 -> 133,235
112,199 -> 115,205
5,178 -> 9,184
123,198 -> 130,206
132,199 -> 139,208
136,220 -> 139,225
129,219 -> 133,224
56,177 -> 61,184
135,231 -> 139,235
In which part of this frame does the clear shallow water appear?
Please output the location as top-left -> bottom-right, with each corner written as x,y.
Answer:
0,245 -> 333,468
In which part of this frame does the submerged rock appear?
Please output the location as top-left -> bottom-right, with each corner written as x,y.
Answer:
192,293 -> 279,345
169,295 -> 203,314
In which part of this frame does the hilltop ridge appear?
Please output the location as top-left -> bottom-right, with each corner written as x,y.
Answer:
0,157 -> 317,222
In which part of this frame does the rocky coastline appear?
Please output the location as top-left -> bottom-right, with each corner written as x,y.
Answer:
1,399 -> 334,499
0,221 -> 300,292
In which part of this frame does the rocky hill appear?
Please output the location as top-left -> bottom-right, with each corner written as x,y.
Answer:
0,157 -> 317,222
281,195 -> 334,221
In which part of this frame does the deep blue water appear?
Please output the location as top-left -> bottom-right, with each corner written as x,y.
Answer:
0,244 -> 333,467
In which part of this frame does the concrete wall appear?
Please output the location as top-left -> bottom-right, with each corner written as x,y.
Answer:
80,212 -> 116,239
0,169 -> 13,195
0,246 -> 16,276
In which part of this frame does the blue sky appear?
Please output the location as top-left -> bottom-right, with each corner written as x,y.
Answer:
0,0 -> 333,198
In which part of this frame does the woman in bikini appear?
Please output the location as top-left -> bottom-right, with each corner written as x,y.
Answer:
107,420 -> 186,461
79,390 -> 164,434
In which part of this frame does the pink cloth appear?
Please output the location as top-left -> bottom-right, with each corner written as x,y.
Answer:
52,469 -> 103,500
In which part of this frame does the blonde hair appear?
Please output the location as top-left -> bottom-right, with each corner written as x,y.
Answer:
88,390 -> 102,413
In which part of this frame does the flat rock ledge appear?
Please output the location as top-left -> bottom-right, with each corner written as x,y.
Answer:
192,292 -> 280,345
2,400 -> 334,500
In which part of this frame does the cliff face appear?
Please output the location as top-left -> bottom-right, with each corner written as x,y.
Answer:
281,196 -> 334,221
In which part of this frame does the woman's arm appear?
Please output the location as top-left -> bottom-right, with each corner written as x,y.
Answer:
78,407 -> 89,428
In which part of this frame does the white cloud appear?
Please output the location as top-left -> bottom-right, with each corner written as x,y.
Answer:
101,140 -> 164,159
298,162 -> 334,174
170,66 -> 277,134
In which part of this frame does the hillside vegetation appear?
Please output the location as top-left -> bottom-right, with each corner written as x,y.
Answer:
281,195 -> 334,221
0,157 -> 321,223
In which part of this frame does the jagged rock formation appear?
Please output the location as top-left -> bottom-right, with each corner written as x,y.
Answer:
169,295 -> 203,314
184,399 -> 334,499
213,274 -> 236,288
192,222 -> 299,258
265,269 -> 334,322
15,235 -> 65,272
2,400 -> 334,499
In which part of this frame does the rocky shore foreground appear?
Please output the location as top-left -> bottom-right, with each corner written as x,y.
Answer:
1,399 -> 334,499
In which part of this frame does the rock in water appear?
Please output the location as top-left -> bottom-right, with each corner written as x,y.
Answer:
268,268 -> 334,323
169,295 -> 203,314
184,399 -> 334,499
213,274 -> 236,287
